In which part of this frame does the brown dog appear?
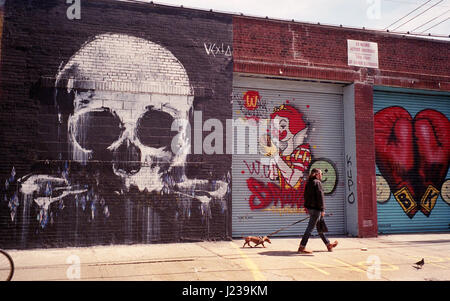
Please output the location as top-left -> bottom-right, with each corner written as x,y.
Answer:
242,236 -> 271,248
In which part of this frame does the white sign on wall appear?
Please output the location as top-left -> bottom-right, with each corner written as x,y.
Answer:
347,40 -> 379,68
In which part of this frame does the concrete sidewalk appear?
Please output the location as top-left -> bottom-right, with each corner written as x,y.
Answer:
4,233 -> 450,281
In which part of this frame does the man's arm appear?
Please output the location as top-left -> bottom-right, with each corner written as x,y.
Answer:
315,180 -> 325,212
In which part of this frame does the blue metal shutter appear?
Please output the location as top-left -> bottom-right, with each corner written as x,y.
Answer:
374,86 -> 450,233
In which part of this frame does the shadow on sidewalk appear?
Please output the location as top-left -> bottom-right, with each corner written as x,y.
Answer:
258,250 -> 314,256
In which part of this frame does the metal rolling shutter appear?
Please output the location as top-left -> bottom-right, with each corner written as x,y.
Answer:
374,87 -> 450,234
231,75 -> 345,237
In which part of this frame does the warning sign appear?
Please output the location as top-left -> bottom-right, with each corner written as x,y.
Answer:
347,39 -> 379,69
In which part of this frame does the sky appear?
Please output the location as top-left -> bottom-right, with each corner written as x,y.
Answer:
134,0 -> 450,39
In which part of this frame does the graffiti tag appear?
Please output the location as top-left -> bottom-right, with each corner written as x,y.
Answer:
243,160 -> 277,180
204,42 -> 232,57
346,154 -> 356,204
246,177 -> 305,211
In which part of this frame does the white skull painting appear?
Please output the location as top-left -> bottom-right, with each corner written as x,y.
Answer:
13,33 -> 229,241
57,33 -> 194,193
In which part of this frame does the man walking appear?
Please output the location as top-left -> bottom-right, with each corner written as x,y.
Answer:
298,168 -> 338,254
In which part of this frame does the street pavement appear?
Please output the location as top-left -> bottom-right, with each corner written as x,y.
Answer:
4,233 -> 450,281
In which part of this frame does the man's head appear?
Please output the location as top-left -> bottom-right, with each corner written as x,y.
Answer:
310,168 -> 323,181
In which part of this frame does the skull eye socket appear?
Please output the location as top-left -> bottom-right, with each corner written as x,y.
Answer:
136,109 -> 175,150
73,108 -> 123,152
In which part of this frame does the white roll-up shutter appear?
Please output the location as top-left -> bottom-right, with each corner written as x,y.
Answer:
231,75 -> 346,237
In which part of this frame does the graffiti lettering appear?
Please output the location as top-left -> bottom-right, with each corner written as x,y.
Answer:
243,160 -> 276,180
243,91 -> 260,111
246,177 -> 304,210
204,42 -> 232,57
262,205 -> 306,215
393,186 -> 418,218
233,91 -> 269,121
237,215 -> 253,220
420,185 -> 439,217
244,160 -> 260,175
346,154 -> 356,204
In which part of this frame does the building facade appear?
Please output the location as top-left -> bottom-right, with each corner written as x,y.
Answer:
0,0 -> 448,249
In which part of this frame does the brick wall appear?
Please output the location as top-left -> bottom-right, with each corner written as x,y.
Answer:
354,83 -> 377,237
0,0 -> 233,249
1,1 -> 448,245
233,16 -> 450,90
233,16 -> 449,237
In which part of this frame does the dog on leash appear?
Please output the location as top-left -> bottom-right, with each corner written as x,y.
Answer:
242,236 -> 271,248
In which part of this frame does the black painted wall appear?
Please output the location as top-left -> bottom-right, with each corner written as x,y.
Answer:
0,0 -> 232,249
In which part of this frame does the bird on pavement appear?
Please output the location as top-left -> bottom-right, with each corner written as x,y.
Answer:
413,258 -> 424,270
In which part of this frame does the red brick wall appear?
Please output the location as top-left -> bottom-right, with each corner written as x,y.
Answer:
233,16 -> 449,237
233,16 -> 450,90
354,83 -> 378,237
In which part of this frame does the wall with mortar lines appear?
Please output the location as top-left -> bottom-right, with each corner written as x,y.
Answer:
0,1 -> 448,246
233,16 -> 449,237
0,0 -> 233,249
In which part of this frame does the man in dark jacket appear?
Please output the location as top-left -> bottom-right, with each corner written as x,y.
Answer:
298,168 -> 338,254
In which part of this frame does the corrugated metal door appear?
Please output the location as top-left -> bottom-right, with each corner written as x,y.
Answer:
231,75 -> 345,237
374,87 -> 450,233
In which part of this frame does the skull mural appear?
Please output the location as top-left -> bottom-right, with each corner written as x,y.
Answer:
58,33 -> 194,192
12,33 -> 229,246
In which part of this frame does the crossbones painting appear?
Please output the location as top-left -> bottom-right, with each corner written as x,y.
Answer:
5,33 -> 230,247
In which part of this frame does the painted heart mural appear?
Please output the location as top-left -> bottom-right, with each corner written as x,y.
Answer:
374,106 -> 450,218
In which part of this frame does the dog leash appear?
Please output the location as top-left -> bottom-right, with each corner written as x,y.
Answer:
266,213 -> 333,237
266,216 -> 310,236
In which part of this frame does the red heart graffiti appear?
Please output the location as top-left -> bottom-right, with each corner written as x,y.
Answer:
374,106 -> 450,218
